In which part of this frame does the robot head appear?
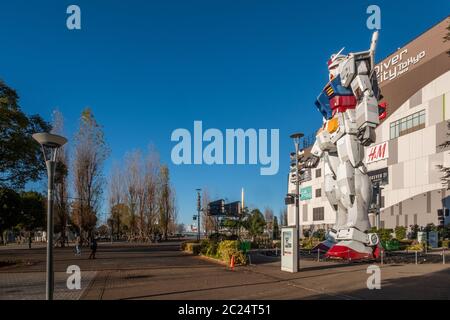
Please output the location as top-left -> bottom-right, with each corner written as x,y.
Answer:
327,47 -> 346,80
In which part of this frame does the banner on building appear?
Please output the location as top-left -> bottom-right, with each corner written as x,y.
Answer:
368,167 -> 389,185
300,186 -> 312,200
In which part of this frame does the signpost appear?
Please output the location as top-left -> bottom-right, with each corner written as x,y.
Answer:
281,226 -> 298,273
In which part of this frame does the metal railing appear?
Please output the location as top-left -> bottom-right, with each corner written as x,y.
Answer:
246,247 -> 448,265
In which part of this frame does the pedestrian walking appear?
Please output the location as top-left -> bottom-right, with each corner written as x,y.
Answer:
88,237 -> 98,259
75,235 -> 81,256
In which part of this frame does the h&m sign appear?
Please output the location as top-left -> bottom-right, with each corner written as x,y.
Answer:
366,141 -> 389,164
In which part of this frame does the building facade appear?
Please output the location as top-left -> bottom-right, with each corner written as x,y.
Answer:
287,17 -> 450,234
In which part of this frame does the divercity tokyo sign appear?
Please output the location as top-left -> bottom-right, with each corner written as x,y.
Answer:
375,48 -> 426,84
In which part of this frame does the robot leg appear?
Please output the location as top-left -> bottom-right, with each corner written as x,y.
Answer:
326,143 -> 377,259
346,167 -> 371,231
314,155 -> 345,251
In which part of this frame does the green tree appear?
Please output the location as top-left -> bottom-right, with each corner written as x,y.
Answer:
158,165 -> 172,241
18,191 -> 46,231
245,209 -> 266,240
272,216 -> 280,240
0,80 -> 51,189
0,187 -> 21,244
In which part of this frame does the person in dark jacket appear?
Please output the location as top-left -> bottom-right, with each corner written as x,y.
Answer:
88,237 -> 98,259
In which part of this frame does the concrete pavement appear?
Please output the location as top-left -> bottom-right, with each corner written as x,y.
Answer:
0,240 -> 449,300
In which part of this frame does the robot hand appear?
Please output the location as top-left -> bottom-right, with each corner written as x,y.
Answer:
357,126 -> 376,146
304,154 -> 320,168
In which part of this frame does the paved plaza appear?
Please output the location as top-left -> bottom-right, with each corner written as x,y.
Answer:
0,240 -> 449,300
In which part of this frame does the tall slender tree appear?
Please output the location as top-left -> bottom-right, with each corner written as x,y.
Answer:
72,108 -> 109,242
51,110 -> 70,247
158,165 -> 171,241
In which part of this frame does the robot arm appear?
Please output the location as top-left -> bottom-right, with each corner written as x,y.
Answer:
339,31 -> 380,146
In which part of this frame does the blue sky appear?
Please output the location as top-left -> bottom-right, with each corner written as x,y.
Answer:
1,1 -> 449,226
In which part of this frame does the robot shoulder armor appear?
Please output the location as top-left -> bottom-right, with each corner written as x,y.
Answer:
339,55 -> 356,88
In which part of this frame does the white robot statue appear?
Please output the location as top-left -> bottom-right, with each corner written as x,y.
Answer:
310,31 -> 382,260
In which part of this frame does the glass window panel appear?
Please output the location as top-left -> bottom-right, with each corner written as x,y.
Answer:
412,115 -> 419,127
407,118 -> 413,129
419,114 -> 425,125
400,120 -> 407,132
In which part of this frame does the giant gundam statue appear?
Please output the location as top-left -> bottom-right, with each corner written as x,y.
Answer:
309,31 -> 384,260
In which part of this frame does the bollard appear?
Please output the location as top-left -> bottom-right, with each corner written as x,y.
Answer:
275,246 -> 278,256
415,251 -> 418,265
443,249 -> 446,265
317,248 -> 320,262
381,249 -> 384,265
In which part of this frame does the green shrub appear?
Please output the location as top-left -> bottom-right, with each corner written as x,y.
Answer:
406,242 -> 424,251
442,240 -> 450,248
217,240 -> 247,265
301,238 -> 315,249
369,227 -> 393,242
200,239 -> 219,258
312,229 -> 326,241
183,242 -> 202,254
394,226 -> 407,240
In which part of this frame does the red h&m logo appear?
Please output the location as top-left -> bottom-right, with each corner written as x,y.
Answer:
366,141 -> 389,164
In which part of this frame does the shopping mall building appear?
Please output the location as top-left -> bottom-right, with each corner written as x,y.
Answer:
287,16 -> 450,234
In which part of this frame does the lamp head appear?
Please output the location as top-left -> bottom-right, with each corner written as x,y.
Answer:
290,132 -> 304,145
32,133 -> 67,148
32,132 -> 67,162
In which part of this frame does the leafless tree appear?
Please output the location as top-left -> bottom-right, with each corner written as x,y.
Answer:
51,110 -> 70,247
72,108 -> 109,243
264,207 -> 274,236
201,189 -> 217,235
109,162 -> 125,238
143,147 -> 160,240
168,189 -> 179,235
123,150 -> 143,240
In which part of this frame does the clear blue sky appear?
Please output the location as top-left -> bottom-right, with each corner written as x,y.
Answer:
1,1 -> 449,226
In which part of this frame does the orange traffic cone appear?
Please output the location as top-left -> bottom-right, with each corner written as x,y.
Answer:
230,255 -> 235,271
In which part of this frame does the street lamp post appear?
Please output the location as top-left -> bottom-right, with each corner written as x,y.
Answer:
290,132 -> 304,271
33,132 -> 67,300
196,189 -> 202,241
